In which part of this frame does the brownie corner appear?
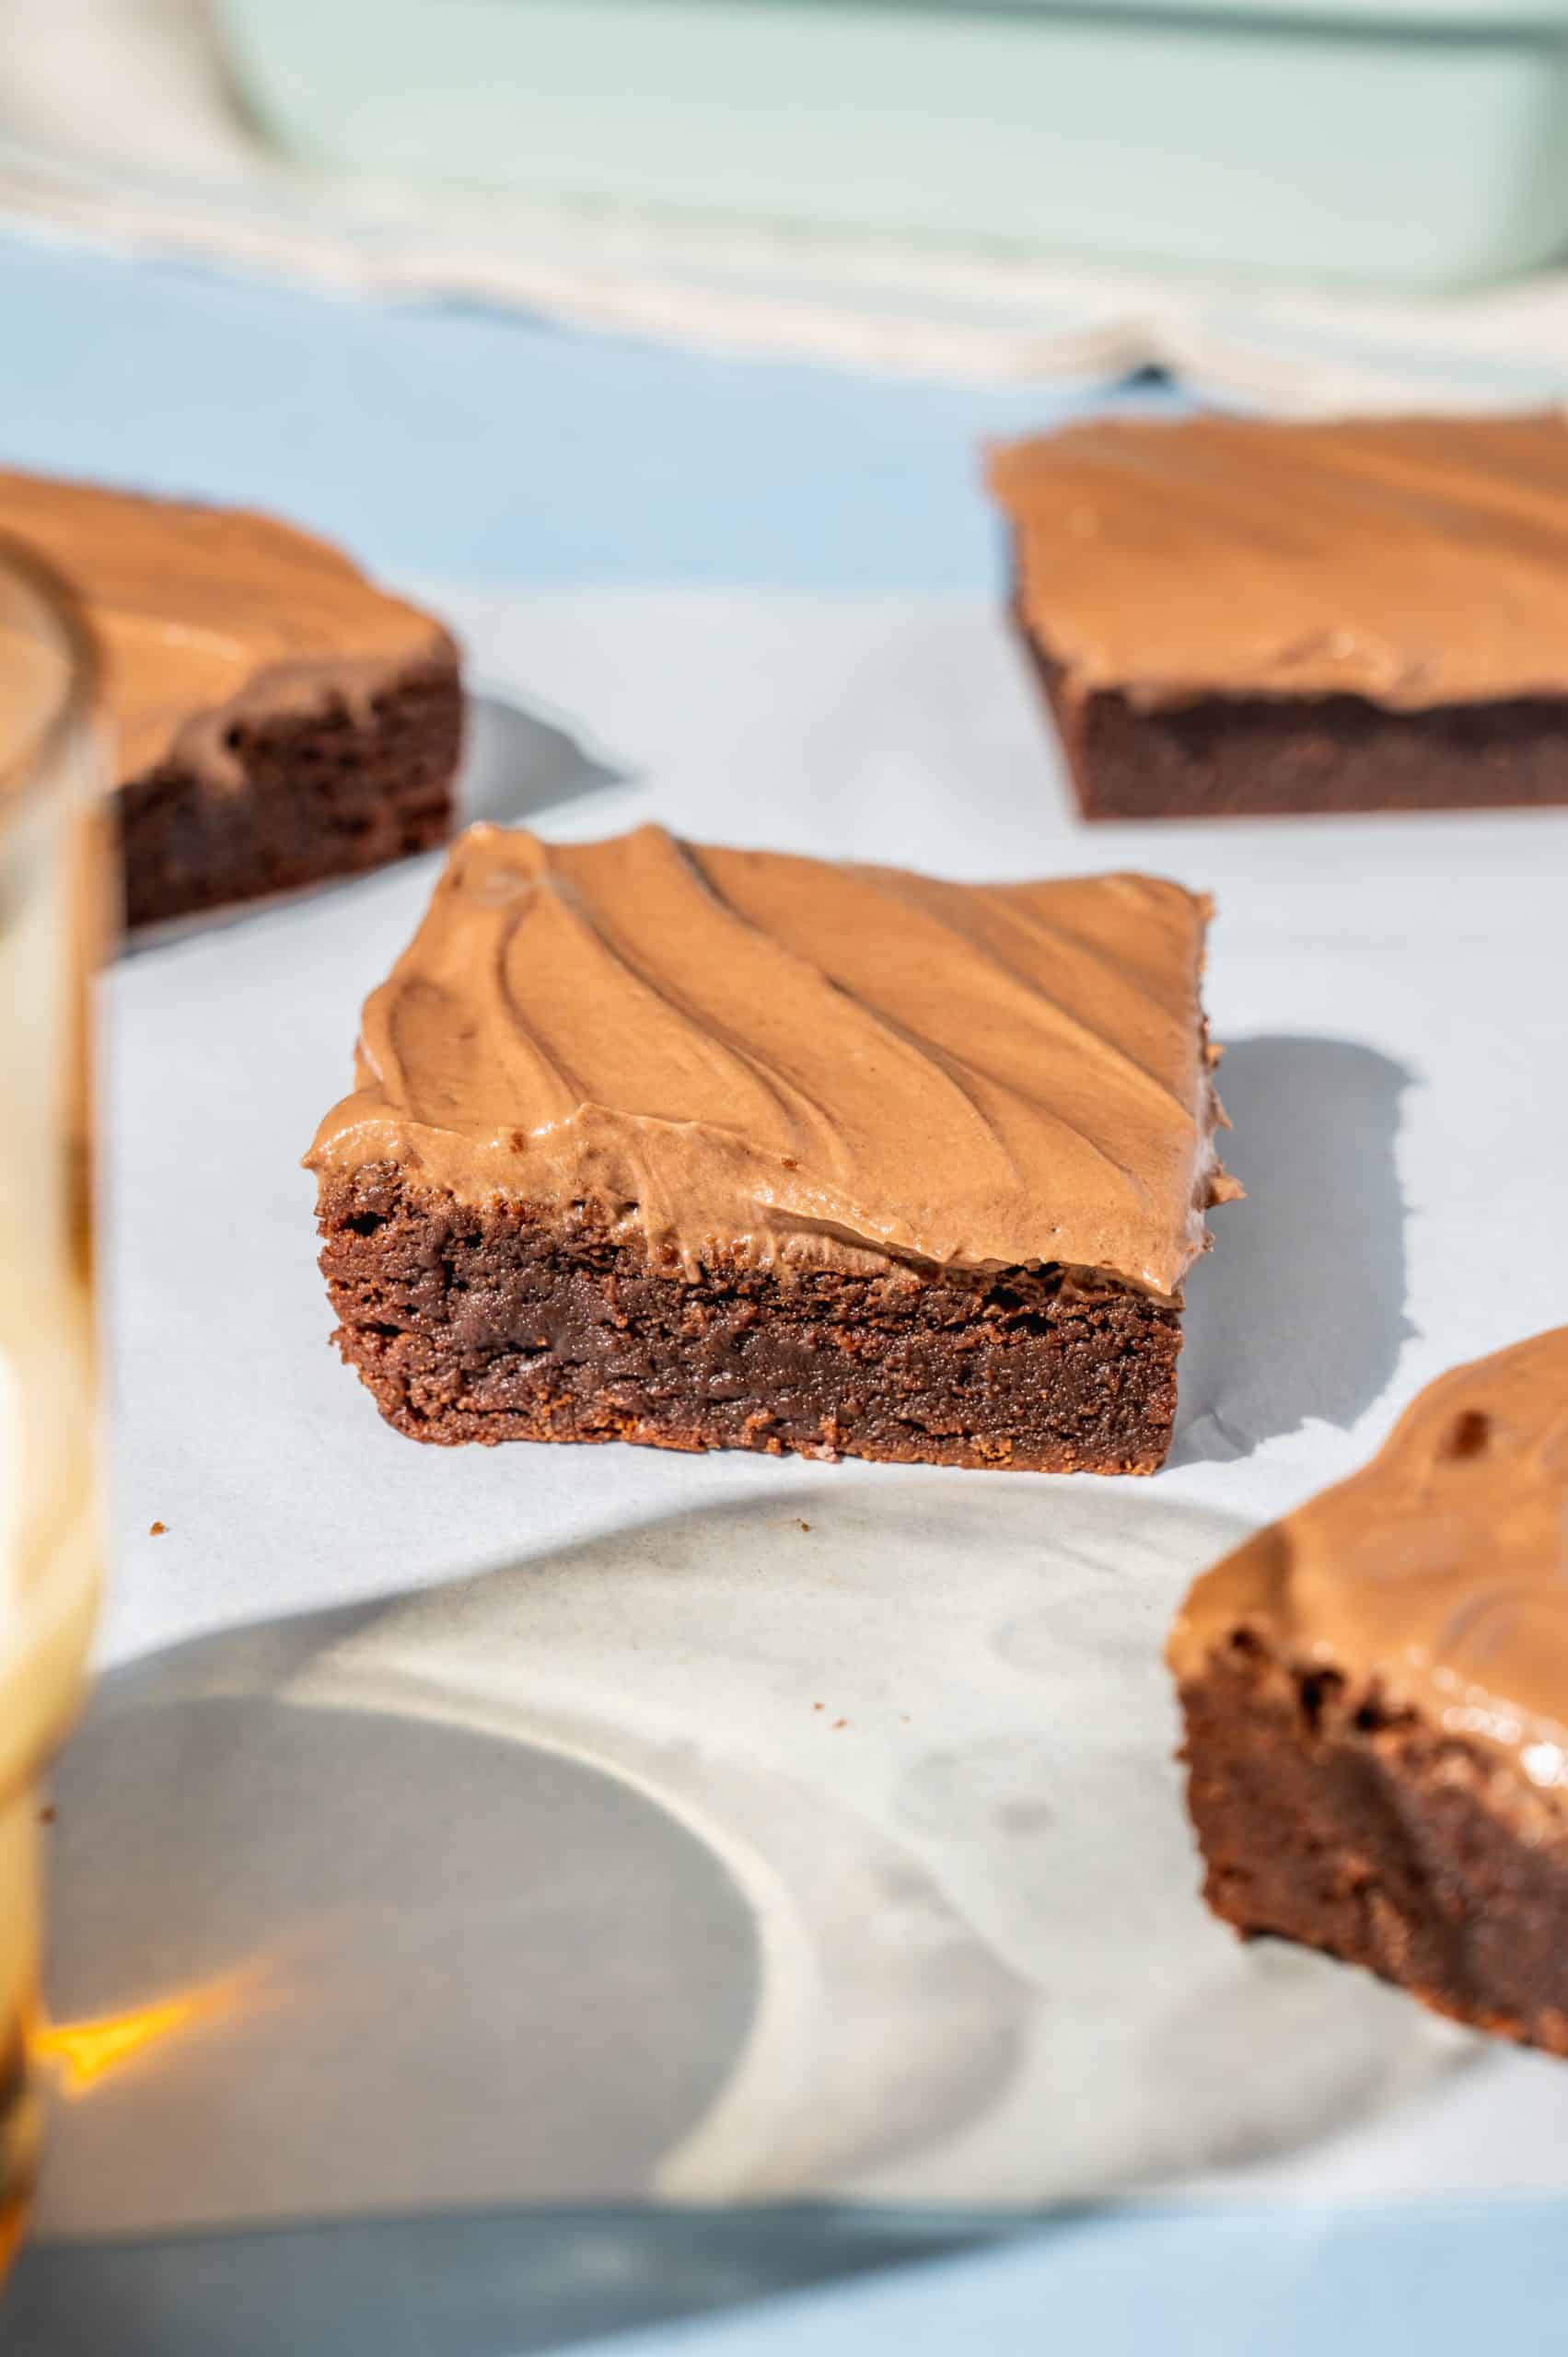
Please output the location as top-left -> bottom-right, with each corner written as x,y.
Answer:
121,656 -> 462,929
1177,1627 -> 1568,2054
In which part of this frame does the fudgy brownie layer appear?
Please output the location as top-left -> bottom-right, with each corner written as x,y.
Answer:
1179,1633 -> 1568,2054
1019,623 -> 1568,821
120,661 -> 462,929
317,1167 -> 1184,1473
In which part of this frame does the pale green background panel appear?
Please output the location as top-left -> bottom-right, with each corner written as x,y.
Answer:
217,0 -> 1568,288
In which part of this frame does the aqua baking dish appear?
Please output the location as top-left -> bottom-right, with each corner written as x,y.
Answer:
216,0 -> 1568,289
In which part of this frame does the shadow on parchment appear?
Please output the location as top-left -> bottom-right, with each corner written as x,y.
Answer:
6,1536 -> 1034,2357
1171,1035 -> 1414,1468
12,1472 -> 1454,2355
459,685 -> 633,827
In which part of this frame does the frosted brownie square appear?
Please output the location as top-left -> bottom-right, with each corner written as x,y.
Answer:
308,823 -> 1236,1472
989,412 -> 1568,820
1170,1329 -> 1568,2049
0,470 -> 461,927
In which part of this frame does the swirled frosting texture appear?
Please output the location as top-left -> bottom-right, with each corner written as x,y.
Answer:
0,470 -> 453,783
308,823 -> 1234,1294
1169,1329 -> 1568,1769
990,412 -> 1568,712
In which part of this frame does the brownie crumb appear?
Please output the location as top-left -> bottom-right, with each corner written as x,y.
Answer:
1444,1410 -> 1492,1461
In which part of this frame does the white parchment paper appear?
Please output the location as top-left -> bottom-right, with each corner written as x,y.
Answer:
39,590 -> 1568,2236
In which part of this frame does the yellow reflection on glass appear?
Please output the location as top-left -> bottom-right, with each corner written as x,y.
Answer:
0,538 -> 106,2276
40,1976 -> 245,2100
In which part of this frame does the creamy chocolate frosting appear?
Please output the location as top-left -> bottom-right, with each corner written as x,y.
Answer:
990,412 -> 1568,713
0,470 -> 454,785
308,823 -> 1236,1295
1169,1329 -> 1568,1776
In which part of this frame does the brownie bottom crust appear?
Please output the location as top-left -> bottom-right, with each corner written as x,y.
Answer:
1179,1634 -> 1568,2054
120,661 -> 462,930
317,1168 -> 1184,1473
1017,620 -> 1568,822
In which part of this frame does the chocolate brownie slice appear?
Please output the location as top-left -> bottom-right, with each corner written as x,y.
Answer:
1168,1329 -> 1568,2050
0,470 -> 462,928
308,823 -> 1237,1473
988,412 -> 1568,821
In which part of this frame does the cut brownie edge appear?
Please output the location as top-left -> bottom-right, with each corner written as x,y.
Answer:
1179,1632 -> 1568,2054
1014,605 -> 1568,822
316,1166 -> 1184,1474
120,659 -> 462,930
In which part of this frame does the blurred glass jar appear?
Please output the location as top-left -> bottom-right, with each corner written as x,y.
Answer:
0,539 -> 106,2274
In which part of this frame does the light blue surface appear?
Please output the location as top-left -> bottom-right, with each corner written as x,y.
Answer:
4,224 -> 1564,2356
589,2201 -> 1568,2357
0,229 -> 1179,599
13,2197 -> 1568,2354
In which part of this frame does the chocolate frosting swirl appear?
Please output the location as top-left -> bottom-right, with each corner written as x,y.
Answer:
0,470 -> 454,784
308,823 -> 1235,1295
991,412 -> 1568,713
1169,1329 -> 1568,1776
